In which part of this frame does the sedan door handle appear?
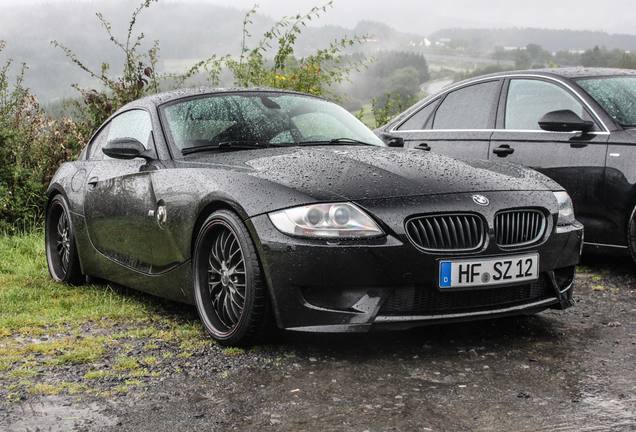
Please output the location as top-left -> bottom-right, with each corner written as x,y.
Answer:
87,177 -> 98,189
415,143 -> 431,151
492,145 -> 514,156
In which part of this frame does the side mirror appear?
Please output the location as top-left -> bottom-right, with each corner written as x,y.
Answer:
102,138 -> 153,160
538,110 -> 595,133
377,133 -> 405,148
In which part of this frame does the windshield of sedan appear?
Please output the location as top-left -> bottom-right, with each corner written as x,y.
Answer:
160,92 -> 385,155
575,76 -> 636,127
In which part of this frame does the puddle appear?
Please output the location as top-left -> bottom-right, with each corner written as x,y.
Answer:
6,399 -> 117,432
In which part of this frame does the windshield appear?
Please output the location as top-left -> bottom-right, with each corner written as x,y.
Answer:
575,76 -> 636,127
160,92 -> 385,155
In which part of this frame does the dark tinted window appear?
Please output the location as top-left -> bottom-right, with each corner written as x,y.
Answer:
396,98 -> 440,130
431,81 -> 500,130
505,79 -> 586,130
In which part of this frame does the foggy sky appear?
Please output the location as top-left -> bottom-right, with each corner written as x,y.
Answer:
0,0 -> 633,36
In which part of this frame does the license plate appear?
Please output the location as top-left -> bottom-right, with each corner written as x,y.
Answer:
439,253 -> 539,289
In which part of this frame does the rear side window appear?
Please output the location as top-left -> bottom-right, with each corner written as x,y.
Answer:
505,79 -> 586,130
431,81 -> 501,130
576,76 -> 636,127
397,99 -> 440,130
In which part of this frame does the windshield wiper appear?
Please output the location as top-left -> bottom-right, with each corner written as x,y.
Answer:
182,141 -> 273,155
298,138 -> 373,146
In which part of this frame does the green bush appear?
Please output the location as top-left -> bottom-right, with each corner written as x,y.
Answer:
0,42 -> 83,232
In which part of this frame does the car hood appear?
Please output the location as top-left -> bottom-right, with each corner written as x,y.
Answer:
180,146 -> 559,202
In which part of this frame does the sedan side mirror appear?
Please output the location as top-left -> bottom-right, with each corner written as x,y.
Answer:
102,138 -> 154,160
538,110 -> 595,133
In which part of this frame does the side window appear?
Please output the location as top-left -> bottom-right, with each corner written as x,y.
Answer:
431,80 -> 501,130
397,99 -> 440,131
87,123 -> 111,161
88,110 -> 153,161
505,79 -> 588,130
107,110 -> 153,148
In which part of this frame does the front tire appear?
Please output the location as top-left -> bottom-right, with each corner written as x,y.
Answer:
193,210 -> 272,346
45,195 -> 83,285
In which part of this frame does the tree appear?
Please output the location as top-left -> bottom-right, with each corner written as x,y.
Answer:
388,66 -> 420,102
515,49 -> 532,69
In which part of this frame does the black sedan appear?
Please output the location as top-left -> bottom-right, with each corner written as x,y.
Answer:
376,67 -> 636,263
46,88 -> 583,346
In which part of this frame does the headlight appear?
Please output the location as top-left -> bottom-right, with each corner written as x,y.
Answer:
554,191 -> 575,225
269,203 -> 384,238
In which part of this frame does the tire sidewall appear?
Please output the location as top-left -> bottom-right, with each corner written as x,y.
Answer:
45,195 -> 81,284
193,210 -> 260,345
628,205 -> 636,265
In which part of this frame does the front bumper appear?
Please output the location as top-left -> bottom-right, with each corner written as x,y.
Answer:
248,192 -> 584,332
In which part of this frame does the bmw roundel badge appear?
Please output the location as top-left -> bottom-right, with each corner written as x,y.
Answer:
472,195 -> 489,206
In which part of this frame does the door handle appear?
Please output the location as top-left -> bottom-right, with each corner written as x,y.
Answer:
87,177 -> 98,189
492,145 -> 514,156
415,143 -> 431,151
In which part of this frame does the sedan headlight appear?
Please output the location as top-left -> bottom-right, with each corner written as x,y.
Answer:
269,203 -> 384,238
554,191 -> 575,225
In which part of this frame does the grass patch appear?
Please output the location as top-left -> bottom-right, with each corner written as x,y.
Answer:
5,367 -> 38,378
0,230 -> 214,397
0,231 -> 173,327
113,355 -> 140,371
141,356 -> 158,365
223,347 -> 245,355
84,370 -> 111,380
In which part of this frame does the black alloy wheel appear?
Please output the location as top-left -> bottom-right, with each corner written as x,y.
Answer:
45,195 -> 83,285
193,209 -> 272,346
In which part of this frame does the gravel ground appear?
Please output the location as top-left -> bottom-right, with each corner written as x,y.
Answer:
1,253 -> 635,432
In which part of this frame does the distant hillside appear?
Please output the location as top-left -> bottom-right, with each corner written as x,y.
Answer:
3,0 -> 636,105
0,1 -> 425,103
430,28 -> 636,52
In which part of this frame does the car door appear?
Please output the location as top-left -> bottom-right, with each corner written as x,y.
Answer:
489,77 -> 609,243
392,79 -> 503,159
83,109 -> 157,273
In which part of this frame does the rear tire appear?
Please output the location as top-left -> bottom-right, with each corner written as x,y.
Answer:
192,210 -> 273,347
45,195 -> 83,285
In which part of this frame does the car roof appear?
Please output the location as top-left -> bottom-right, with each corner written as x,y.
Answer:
461,67 -> 636,83
380,67 -> 636,132
122,87 -> 326,110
